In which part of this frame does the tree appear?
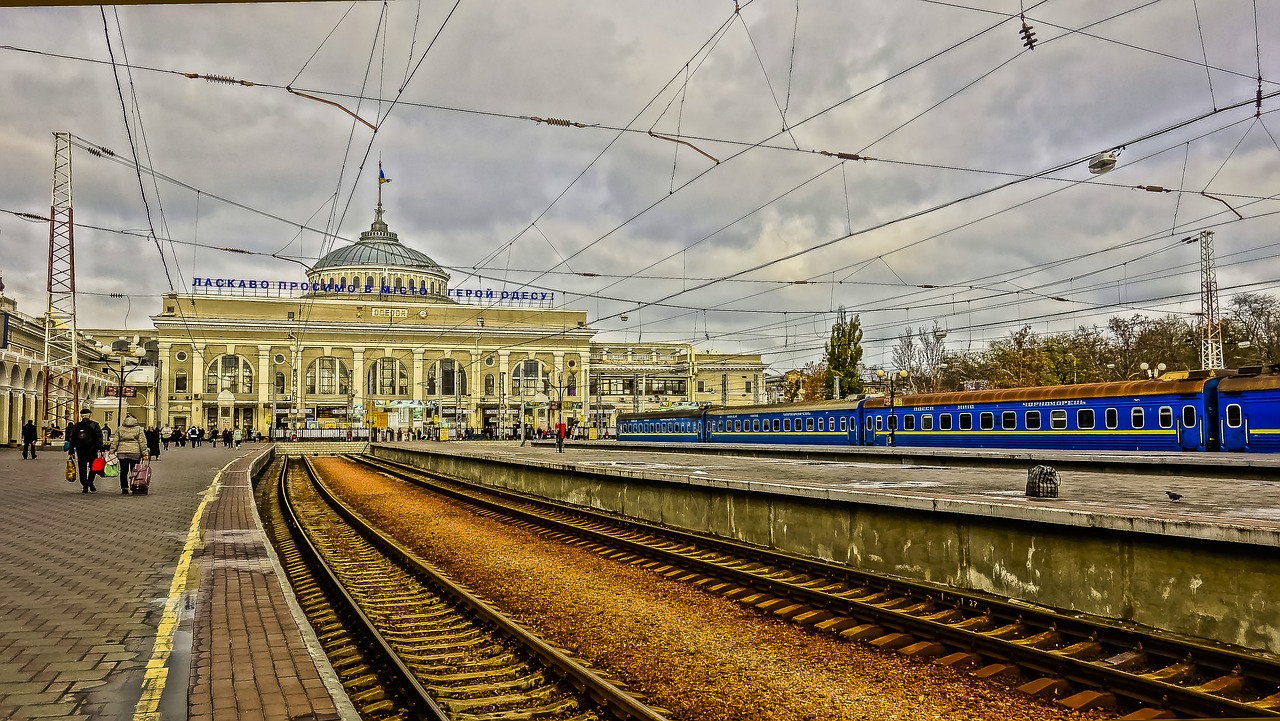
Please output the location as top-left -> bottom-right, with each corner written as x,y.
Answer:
986,325 -> 1052,388
890,322 -> 949,392
799,361 -> 829,401
1228,292 -> 1280,365
780,369 -> 804,403
824,307 -> 864,398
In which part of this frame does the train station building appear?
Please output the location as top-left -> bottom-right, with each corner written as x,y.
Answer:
1,201 -> 767,442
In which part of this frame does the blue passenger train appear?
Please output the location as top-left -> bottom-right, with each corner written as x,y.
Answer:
616,365 -> 1280,453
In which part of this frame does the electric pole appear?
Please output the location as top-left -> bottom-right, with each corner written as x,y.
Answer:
42,131 -> 79,441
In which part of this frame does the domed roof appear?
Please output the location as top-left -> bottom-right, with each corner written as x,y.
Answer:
311,204 -> 444,273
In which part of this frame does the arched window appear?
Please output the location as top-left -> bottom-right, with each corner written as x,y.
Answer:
409,278 -> 416,291
366,357 -> 409,396
340,276 -> 346,287
430,359 -> 468,396
566,371 -> 577,397
306,357 -> 351,395
394,276 -> 402,289
511,359 -> 545,395
174,370 -> 188,393
206,354 -> 255,394
274,371 -> 287,395
484,373 -> 495,395
366,275 -> 374,288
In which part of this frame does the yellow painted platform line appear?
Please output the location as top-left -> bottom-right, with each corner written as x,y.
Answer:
132,461 -> 230,721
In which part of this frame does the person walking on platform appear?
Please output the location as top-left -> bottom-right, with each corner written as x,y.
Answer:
233,427 -> 243,449
222,427 -> 233,448
68,409 -> 103,493
555,422 -> 566,453
160,424 -> 172,452
210,428 -> 218,448
21,419 -> 39,460
187,426 -> 199,448
173,427 -> 185,448
145,425 -> 161,460
112,415 -> 146,495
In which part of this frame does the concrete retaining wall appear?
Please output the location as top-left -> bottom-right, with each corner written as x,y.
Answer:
370,445 -> 1280,656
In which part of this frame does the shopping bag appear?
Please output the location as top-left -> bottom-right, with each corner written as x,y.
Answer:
103,455 -> 121,478
66,458 -> 77,482
91,456 -> 106,473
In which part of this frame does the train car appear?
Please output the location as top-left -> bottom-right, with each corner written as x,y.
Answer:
860,377 -> 1222,452
1215,365 -> 1280,452
704,399 -> 863,445
615,406 -> 707,444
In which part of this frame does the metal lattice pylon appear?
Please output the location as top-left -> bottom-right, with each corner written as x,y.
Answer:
42,132 -> 79,439
1198,230 -> 1224,370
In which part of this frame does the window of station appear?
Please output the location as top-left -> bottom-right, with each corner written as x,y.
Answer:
959,413 -> 973,430
921,414 -> 934,431
940,413 -> 953,431
1132,408 -> 1145,429
1077,408 -> 1095,430
1050,409 -> 1067,430
1105,408 -> 1118,429
1159,407 -> 1173,429
1182,405 -> 1196,428
1025,410 -> 1041,430
1226,404 -> 1242,428
1002,411 -> 1016,430
979,412 -> 994,431
806,418 -> 815,431
903,415 -> 916,431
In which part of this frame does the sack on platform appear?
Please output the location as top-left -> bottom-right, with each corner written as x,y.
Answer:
103,456 -> 121,478
66,458 -> 77,482
90,456 -> 106,473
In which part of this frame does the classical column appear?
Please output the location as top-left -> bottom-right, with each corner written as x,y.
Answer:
580,355 -> 590,428
411,349 -> 424,403
191,345 -> 206,427
353,348 -> 366,426
157,341 -> 172,428
257,345 -> 271,432
0,390 -> 10,445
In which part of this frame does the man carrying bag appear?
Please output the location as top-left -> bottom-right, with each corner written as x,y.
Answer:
68,409 -> 103,493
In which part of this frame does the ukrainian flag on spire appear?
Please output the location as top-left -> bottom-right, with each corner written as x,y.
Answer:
378,163 -> 391,184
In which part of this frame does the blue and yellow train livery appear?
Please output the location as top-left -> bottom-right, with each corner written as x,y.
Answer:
616,365 -> 1280,453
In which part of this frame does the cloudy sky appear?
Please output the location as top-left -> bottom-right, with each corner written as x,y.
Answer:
2,0 -> 1277,369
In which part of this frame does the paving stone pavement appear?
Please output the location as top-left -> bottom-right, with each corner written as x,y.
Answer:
0,441 -> 351,721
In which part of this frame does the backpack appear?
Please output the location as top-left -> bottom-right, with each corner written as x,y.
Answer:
75,422 -> 94,446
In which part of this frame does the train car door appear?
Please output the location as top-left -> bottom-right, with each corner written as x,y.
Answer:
1177,404 -> 1201,451
1222,401 -> 1248,451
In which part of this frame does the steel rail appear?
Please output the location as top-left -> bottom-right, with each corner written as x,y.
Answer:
276,458 -> 449,720
300,456 -> 670,721
352,453 -> 1280,720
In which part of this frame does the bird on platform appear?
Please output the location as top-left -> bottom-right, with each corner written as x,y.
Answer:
1166,491 -> 1183,501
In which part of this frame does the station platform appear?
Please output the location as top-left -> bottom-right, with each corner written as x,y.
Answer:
404,439 -> 1280,544
0,443 -> 354,721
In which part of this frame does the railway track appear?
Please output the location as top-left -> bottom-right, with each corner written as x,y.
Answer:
266,455 -> 669,721
347,452 -> 1280,720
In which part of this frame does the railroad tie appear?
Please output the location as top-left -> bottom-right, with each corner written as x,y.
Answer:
1058,690 -> 1117,711
1016,677 -> 1070,698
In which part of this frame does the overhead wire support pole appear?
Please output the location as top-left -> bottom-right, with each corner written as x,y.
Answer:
43,131 -> 79,442
1197,230 -> 1223,370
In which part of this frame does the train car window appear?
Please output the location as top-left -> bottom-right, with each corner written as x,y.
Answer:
1226,404 -> 1242,428
784,418 -> 792,432
959,413 -> 973,431
754,419 -> 761,432
922,414 -> 933,431
1025,411 -> 1041,430
876,416 -> 883,431
1159,407 -> 1173,429
1051,410 -> 1067,430
734,420 -> 741,432
940,413 -> 953,431
866,417 -> 874,431
979,412 -> 994,430
1105,408 -> 1118,429
1131,408 -> 1144,429
816,418 -> 823,432
889,415 -> 899,431
1182,406 -> 1196,428
904,415 -> 916,431
773,419 -> 780,432
1002,411 -> 1016,430
840,417 -> 848,431
1077,408 -> 1095,429
806,418 -> 815,431
829,416 -> 837,431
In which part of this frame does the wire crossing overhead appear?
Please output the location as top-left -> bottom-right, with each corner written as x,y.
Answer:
1,0 -> 351,6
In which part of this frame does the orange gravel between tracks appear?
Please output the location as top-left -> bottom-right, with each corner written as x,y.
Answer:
314,457 -> 1102,721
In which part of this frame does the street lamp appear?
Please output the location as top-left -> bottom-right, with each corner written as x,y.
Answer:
874,368 -> 909,447
109,339 -> 147,434
1140,362 -> 1167,379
